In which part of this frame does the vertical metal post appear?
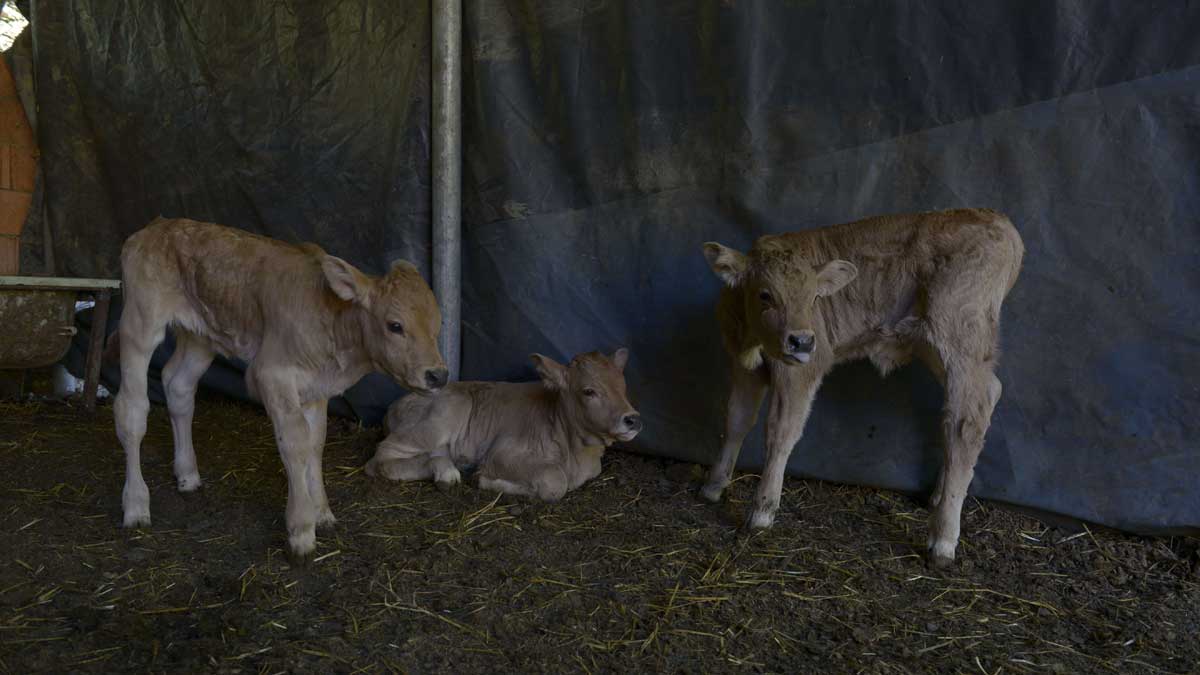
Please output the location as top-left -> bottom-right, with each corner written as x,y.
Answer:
432,0 -> 462,381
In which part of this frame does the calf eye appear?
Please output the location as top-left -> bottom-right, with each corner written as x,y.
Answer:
582,387 -> 598,398
387,321 -> 405,335
758,290 -> 772,302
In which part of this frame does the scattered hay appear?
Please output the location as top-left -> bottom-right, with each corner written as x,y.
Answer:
0,396 -> 1196,673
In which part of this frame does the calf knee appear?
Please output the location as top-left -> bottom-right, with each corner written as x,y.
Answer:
164,378 -> 195,416
538,483 -> 567,502
114,394 -> 149,442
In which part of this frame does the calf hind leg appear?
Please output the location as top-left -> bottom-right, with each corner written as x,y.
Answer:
928,366 -> 1001,568
916,342 -> 949,509
365,438 -> 434,482
162,331 -> 215,492
747,370 -> 822,529
115,306 -> 168,527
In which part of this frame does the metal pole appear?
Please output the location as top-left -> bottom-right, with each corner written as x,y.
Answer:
432,0 -> 462,381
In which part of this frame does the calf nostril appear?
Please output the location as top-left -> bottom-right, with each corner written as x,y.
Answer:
425,367 -> 449,389
787,333 -> 815,352
623,414 -> 641,429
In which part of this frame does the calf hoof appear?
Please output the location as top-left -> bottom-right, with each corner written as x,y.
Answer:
363,458 -> 379,478
435,479 -> 462,495
287,547 -> 312,568
927,540 -> 957,569
176,474 -> 202,493
434,465 -> 462,493
927,551 -> 955,570
316,508 -> 337,529
287,530 -> 316,566
122,509 -> 151,529
698,482 -> 726,504
744,508 -> 776,530
122,484 -> 151,528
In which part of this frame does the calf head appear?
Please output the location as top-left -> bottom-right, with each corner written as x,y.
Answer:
530,349 -> 642,444
703,239 -> 858,366
322,255 -> 448,392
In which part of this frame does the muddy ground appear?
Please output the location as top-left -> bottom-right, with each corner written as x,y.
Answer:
0,392 -> 1197,674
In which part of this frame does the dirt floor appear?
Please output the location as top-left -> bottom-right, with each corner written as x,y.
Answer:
0,391 -> 1197,674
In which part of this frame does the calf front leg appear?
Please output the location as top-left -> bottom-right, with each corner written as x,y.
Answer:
429,447 -> 461,491
700,363 -> 768,503
747,365 -> 823,529
301,400 -> 335,528
262,387 -> 321,561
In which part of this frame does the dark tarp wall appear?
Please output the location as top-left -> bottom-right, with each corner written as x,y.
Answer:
17,1 -> 1200,534
17,0 -> 434,417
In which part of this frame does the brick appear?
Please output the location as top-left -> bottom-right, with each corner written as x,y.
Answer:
0,190 -> 31,236
0,60 -> 15,98
0,235 -> 18,275
0,104 -> 30,139
9,145 -> 34,193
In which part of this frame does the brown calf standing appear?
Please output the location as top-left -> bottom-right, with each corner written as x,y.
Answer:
116,218 -> 447,559
699,208 -> 1023,567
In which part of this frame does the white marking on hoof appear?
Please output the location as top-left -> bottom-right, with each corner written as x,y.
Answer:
699,482 -> 726,503
176,473 -> 202,492
928,540 -> 957,569
288,527 -> 317,560
122,482 -> 151,528
122,508 -> 151,528
435,464 -> 461,487
746,508 -> 776,530
316,507 -> 337,528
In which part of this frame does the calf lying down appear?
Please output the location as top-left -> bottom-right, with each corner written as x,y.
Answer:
366,350 -> 641,501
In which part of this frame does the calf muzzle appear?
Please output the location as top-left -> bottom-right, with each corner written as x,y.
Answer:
424,367 -> 449,390
782,330 -> 816,363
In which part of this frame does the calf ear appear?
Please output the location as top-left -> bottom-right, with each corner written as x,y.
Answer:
322,255 -> 370,304
815,260 -> 858,297
611,348 -> 630,372
388,259 -> 419,278
530,353 -> 568,390
702,242 -> 748,287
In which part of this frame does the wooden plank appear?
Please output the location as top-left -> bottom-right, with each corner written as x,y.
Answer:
0,275 -> 121,290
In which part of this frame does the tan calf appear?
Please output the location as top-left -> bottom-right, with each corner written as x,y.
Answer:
115,217 -> 446,559
700,208 -> 1023,567
366,350 -> 640,501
